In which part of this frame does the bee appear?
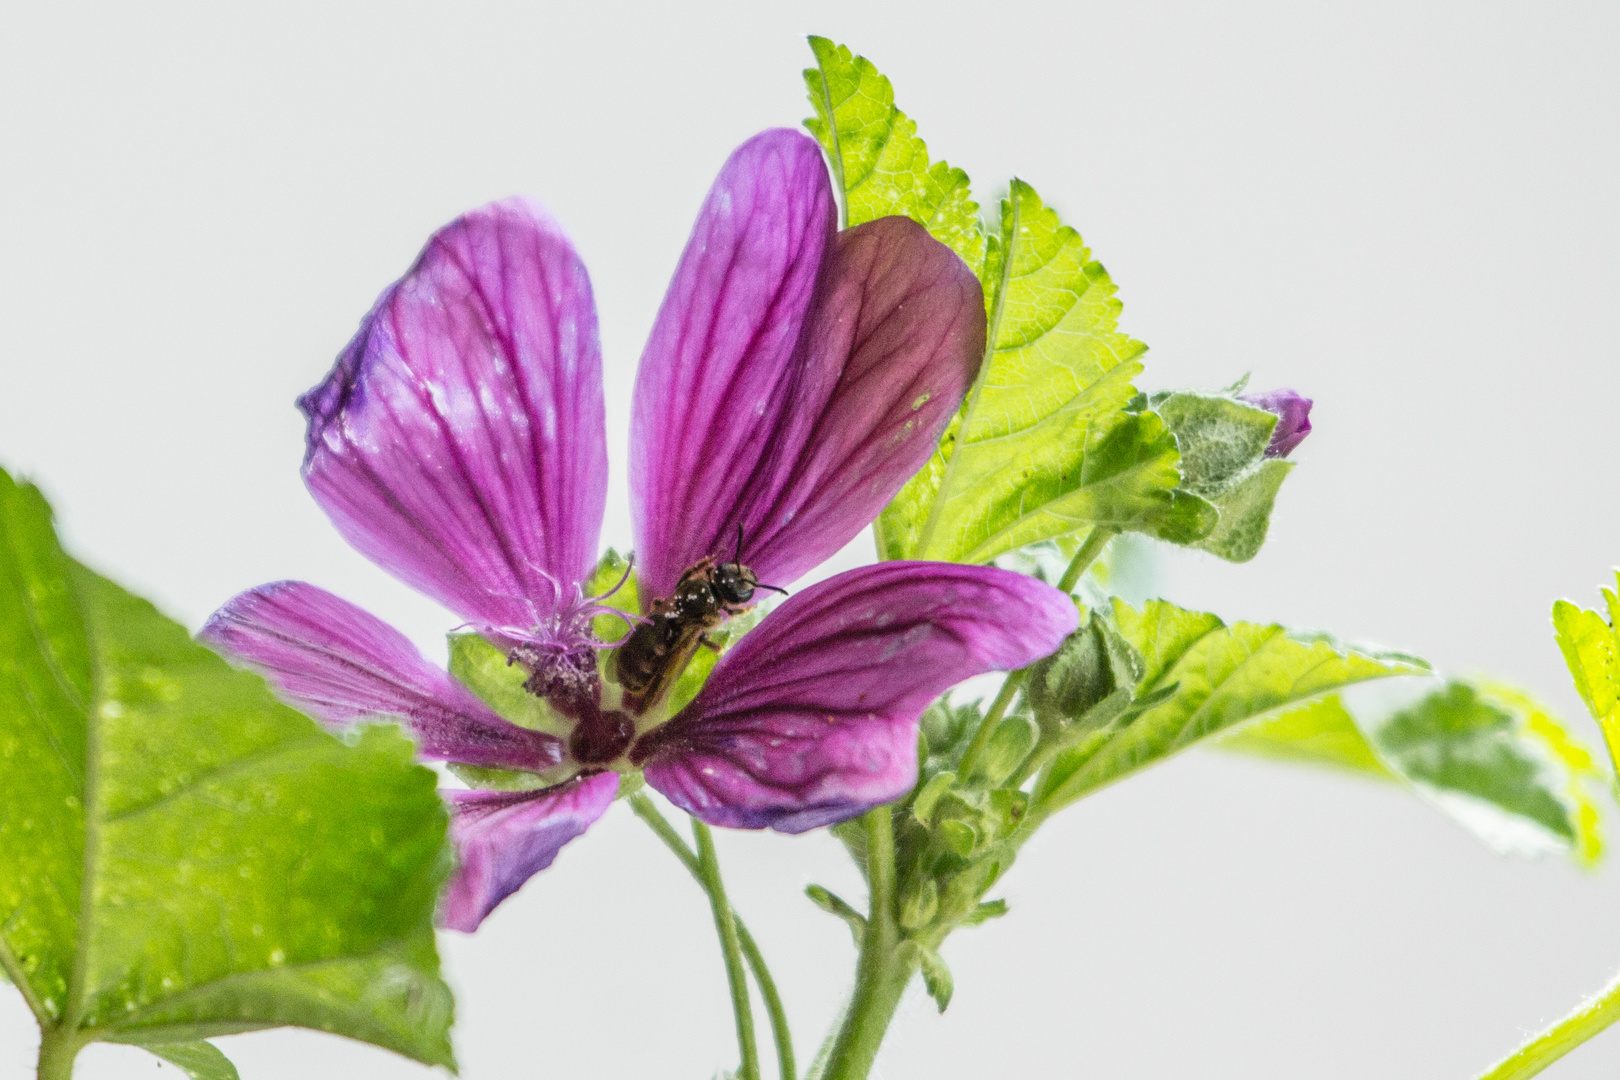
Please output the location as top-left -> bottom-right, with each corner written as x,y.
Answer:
614,530 -> 784,709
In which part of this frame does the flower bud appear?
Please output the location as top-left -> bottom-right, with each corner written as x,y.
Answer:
1239,389 -> 1313,458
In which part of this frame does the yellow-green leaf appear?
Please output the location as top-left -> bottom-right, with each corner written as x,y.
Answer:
1033,599 -> 1426,814
804,39 -> 1196,565
803,35 -> 985,269
1552,579 -> 1620,775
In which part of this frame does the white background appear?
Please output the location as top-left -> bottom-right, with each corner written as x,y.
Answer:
2,2 -> 1618,1077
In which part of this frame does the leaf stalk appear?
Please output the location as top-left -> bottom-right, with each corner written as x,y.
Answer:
955,526 -> 1114,779
632,794 -> 794,1080
818,805 -> 913,1080
693,819 -> 760,1080
36,1029 -> 87,1080
1475,967 -> 1620,1080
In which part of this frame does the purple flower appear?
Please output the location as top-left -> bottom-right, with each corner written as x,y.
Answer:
204,129 -> 1078,931
1239,388 -> 1313,458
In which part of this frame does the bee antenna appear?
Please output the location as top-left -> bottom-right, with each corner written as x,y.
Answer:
755,581 -> 789,597
733,523 -> 745,565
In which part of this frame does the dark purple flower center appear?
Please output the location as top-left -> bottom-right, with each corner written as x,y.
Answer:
567,703 -> 637,765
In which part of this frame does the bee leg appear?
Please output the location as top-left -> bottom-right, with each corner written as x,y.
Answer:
699,633 -> 723,653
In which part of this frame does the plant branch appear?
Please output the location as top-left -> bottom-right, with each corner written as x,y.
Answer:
954,671 -> 1024,780
1475,967 -> 1620,1080
954,527 -> 1114,780
693,819 -> 760,1080
818,805 -> 915,1080
1057,526 -> 1116,593
632,794 -> 794,1080
36,1029 -> 87,1080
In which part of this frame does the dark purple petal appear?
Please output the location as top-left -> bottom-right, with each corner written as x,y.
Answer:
1239,388 -> 1313,458
629,129 -> 835,603
635,563 -> 1078,833
201,581 -> 563,773
440,773 -> 619,932
717,216 -> 984,593
300,198 -> 608,634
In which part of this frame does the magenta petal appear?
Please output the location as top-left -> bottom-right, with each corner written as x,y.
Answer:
1239,388 -> 1314,458
739,217 -> 985,589
636,563 -> 1078,833
201,581 -> 564,773
629,129 -> 836,602
440,773 -> 619,932
300,197 -> 608,633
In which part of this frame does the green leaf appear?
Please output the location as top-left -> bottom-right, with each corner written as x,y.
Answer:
1152,391 -> 1276,496
138,1040 -> 240,1080
805,885 -> 866,946
898,876 -> 939,931
962,899 -> 1009,926
1153,391 -> 1294,562
1217,695 -> 1394,777
884,181 -> 1194,564
1032,598 -> 1427,813
1552,580 -> 1620,773
1219,683 -> 1607,865
1194,458 -> 1293,562
802,36 -> 985,267
804,41 -> 1198,566
0,469 -> 455,1070
914,945 -> 953,1012
1376,682 -> 1595,857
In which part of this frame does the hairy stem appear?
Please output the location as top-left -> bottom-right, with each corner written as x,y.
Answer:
819,805 -> 915,1080
693,819 -> 760,1080
1475,968 -> 1620,1080
954,671 -> 1024,780
632,795 -> 796,1080
954,526 -> 1116,779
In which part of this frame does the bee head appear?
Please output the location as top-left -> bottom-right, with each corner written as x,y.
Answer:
712,560 -> 759,606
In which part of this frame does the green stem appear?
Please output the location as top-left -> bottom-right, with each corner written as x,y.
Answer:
954,526 -> 1116,780
631,795 -> 796,1080
1057,526 -> 1116,593
736,925 -> 795,1080
37,1031 -> 85,1080
819,806 -> 916,1080
1475,968 -> 1620,1080
692,820 -> 760,1080
954,670 -> 1024,780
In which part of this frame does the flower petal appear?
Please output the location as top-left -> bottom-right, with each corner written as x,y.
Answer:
300,197 -> 608,633
201,581 -> 563,773
629,129 -> 835,602
738,216 -> 985,590
440,773 -> 619,932
1239,388 -> 1314,458
635,562 -> 1078,832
